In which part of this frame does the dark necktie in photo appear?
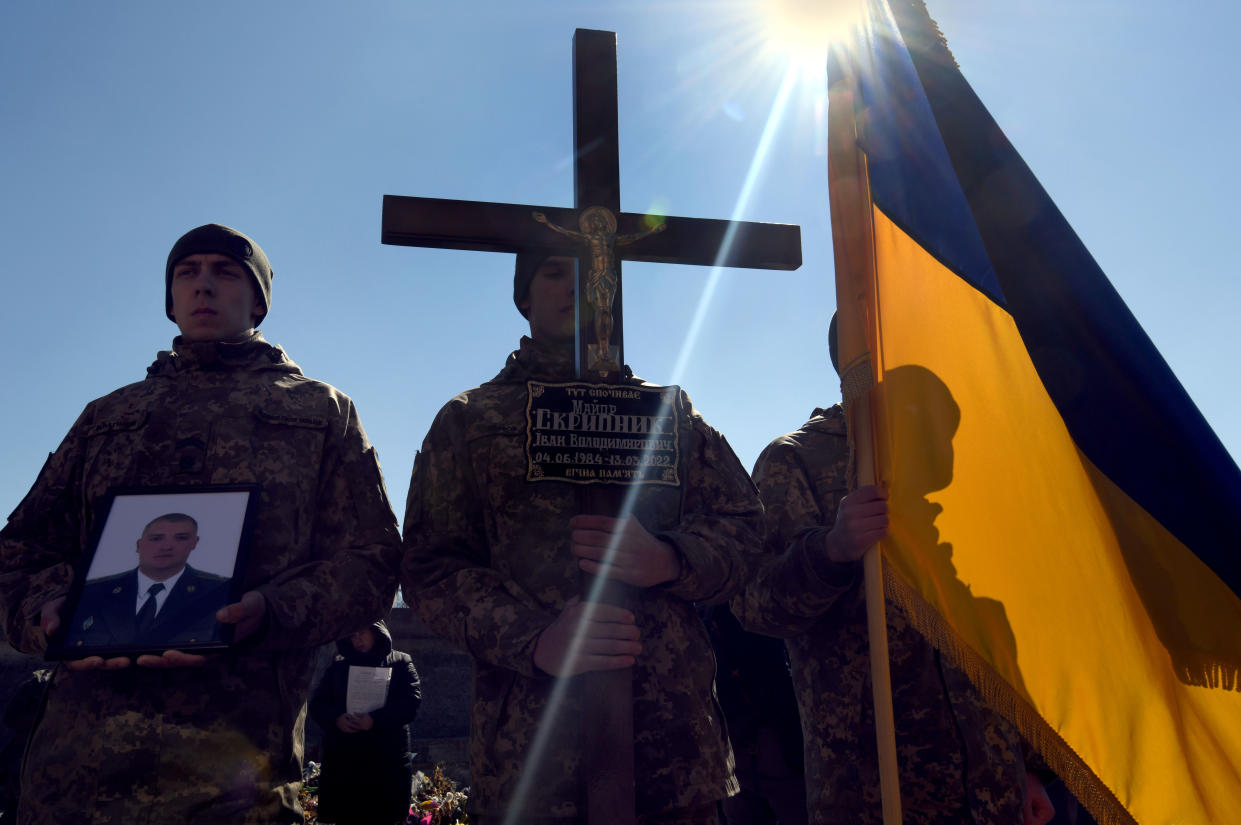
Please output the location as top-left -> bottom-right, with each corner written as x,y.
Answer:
135,582 -> 165,635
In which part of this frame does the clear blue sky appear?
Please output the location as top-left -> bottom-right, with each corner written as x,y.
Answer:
2,0 -> 1237,525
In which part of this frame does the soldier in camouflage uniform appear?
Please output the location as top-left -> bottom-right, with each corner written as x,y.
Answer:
733,319 -> 1050,825
401,253 -> 763,824
0,224 -> 401,824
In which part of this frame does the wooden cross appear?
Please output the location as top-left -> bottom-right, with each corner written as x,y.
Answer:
383,29 -> 800,377
382,28 -> 801,825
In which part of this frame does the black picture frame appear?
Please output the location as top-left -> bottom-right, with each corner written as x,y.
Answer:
46,484 -> 260,661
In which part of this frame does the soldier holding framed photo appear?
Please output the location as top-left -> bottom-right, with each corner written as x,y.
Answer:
0,224 -> 401,824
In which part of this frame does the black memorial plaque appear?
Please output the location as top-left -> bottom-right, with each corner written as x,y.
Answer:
525,381 -> 681,486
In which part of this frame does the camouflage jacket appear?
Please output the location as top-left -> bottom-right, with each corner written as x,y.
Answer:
732,406 -> 1026,825
401,336 -> 762,819
0,332 -> 401,825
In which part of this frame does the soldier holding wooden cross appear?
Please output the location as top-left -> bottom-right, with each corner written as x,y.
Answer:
400,249 -> 763,824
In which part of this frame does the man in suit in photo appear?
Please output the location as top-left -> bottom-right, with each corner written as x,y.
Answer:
65,512 -> 230,650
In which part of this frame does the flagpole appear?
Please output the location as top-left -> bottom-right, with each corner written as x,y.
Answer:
866,552 -> 902,825
827,36 -> 903,821
850,389 -> 903,825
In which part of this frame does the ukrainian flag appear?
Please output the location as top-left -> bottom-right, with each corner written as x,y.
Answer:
828,1 -> 1241,822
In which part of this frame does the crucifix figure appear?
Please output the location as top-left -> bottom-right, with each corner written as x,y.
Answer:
532,207 -> 665,375
384,28 -> 800,825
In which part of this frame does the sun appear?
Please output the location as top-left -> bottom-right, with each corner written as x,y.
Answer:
758,0 -> 864,75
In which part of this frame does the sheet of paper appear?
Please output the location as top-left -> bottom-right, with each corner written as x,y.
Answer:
346,665 -> 391,714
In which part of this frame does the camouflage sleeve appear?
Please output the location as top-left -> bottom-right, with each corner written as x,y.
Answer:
731,439 -> 860,637
656,411 -> 765,605
400,401 -> 555,677
0,408 -> 91,655
255,398 -> 402,650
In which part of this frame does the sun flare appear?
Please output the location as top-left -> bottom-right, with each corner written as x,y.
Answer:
758,0 -> 863,74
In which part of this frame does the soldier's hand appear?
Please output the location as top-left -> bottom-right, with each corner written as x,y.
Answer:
569,514 -> 681,588
354,713 -> 374,731
42,597 -> 132,671
1022,771 -> 1055,825
136,649 -> 208,668
130,592 -> 266,670
823,485 -> 889,563
66,655 -> 132,672
216,590 -> 267,642
533,596 -> 642,677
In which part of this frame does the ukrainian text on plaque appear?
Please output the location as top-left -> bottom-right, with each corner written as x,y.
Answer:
525,381 -> 681,486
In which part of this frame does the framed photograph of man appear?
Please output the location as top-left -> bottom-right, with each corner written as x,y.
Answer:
47,484 -> 260,660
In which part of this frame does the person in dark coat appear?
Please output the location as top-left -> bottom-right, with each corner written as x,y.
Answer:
699,604 -> 807,825
310,620 -> 421,825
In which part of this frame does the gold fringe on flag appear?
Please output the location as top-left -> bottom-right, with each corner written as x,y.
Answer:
881,564 -> 1139,825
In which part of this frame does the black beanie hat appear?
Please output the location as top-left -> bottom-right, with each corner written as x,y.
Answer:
165,224 -> 273,325
514,249 -> 560,318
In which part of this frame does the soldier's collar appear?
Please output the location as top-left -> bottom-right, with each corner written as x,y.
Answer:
167,331 -> 277,371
